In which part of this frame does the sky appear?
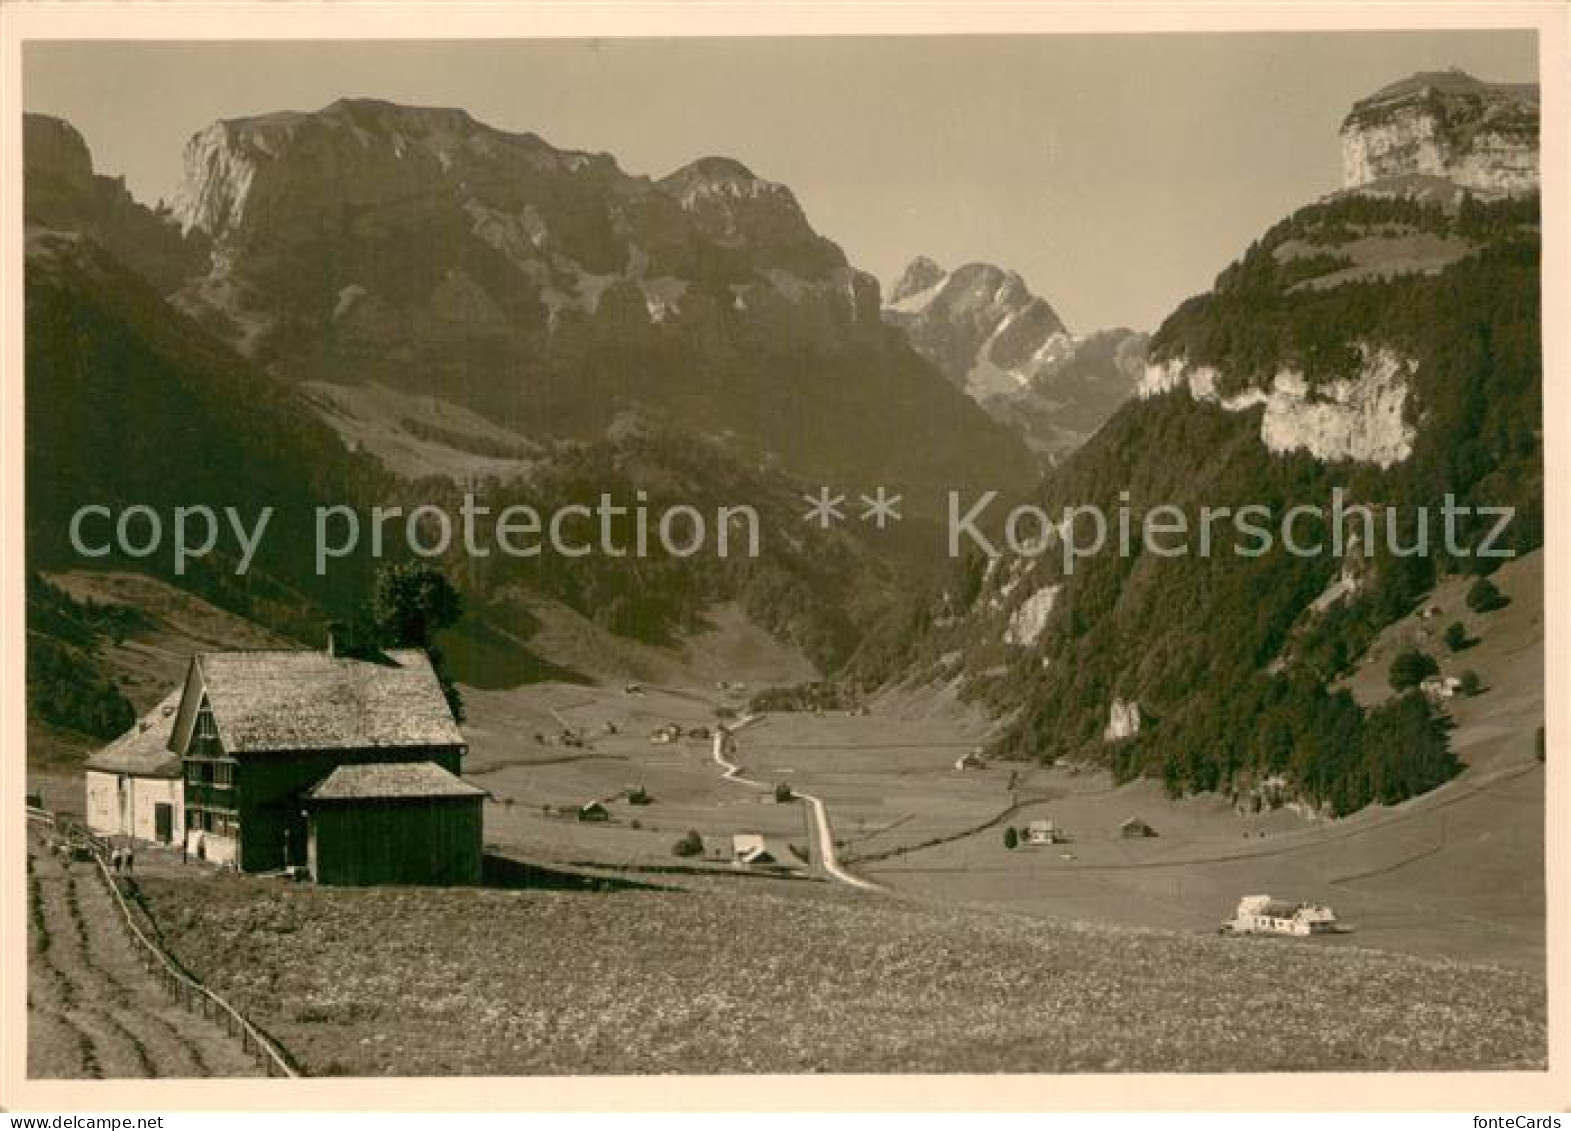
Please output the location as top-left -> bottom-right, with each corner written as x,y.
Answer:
25,32 -> 1537,332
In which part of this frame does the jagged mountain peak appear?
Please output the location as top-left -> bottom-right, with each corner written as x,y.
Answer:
889,255 -> 947,305
657,154 -> 845,276
883,256 -> 1069,388
24,112 -> 201,291
882,255 -> 1142,462
660,154 -> 762,187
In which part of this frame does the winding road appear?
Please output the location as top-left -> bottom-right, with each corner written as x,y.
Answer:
711,717 -> 882,892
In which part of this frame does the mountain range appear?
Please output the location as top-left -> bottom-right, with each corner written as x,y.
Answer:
132,99 -> 1032,505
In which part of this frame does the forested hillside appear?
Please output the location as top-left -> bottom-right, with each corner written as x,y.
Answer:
858,193 -> 1540,815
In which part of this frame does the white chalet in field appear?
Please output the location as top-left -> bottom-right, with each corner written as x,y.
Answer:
1224,894 -> 1340,936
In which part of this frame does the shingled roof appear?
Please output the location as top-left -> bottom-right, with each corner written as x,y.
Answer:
305,761 -> 486,802
194,648 -> 463,754
86,689 -> 183,777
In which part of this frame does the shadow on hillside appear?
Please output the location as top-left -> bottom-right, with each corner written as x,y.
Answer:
481,852 -> 662,893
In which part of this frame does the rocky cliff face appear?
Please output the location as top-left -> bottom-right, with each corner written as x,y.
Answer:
1340,70 -> 1538,197
75,99 -> 1031,502
883,256 -> 1142,462
170,100 -> 881,345
24,114 -> 203,290
1137,347 -> 1417,469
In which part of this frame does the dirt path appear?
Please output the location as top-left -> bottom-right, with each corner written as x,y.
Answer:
26,829 -> 264,1079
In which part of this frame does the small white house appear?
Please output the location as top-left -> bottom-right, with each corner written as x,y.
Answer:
1224,894 -> 1339,936
1025,819 -> 1061,845
85,690 -> 185,848
1420,675 -> 1464,703
720,833 -> 803,870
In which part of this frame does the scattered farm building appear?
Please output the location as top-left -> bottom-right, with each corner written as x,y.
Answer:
1120,816 -> 1157,838
1223,894 -> 1339,936
1025,819 -> 1062,845
954,749 -> 986,771
85,641 -> 480,885
1421,674 -> 1464,703
705,833 -> 804,870
304,762 -> 485,885
578,801 -> 611,822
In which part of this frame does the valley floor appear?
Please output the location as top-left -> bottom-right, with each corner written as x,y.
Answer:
25,558 -> 1546,1075
453,552 -> 1546,974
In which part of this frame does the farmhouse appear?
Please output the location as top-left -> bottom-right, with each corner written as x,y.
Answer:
85,690 -> 185,848
577,801 -> 611,822
88,640 -> 479,884
1224,894 -> 1339,936
174,645 -> 469,874
954,749 -> 986,771
722,833 -> 803,870
1025,819 -> 1061,845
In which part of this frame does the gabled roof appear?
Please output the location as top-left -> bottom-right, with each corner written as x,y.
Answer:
730,833 -> 800,865
187,648 -> 463,755
86,690 -> 183,778
305,761 -> 486,802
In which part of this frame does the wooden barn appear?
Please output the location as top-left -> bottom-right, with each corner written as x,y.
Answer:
1120,816 -> 1157,838
304,762 -> 485,885
165,642 -> 475,877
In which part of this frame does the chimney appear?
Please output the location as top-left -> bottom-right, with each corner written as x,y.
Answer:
327,620 -> 347,658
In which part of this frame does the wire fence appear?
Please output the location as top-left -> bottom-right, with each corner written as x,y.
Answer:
25,805 -> 300,1078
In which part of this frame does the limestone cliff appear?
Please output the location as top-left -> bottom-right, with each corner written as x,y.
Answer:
155,99 -> 1033,500
1340,69 -> 1538,198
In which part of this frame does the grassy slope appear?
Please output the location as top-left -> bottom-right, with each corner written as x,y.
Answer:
27,571 -> 291,791
135,871 -> 1544,1075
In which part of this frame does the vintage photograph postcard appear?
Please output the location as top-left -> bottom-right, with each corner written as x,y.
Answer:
1,0 -> 1565,1114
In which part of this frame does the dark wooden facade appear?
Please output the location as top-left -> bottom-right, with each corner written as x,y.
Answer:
174,649 -> 471,876
306,795 -> 483,886
188,742 -> 466,873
